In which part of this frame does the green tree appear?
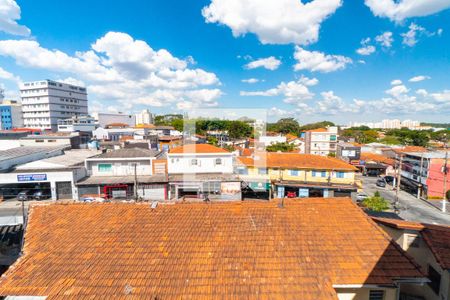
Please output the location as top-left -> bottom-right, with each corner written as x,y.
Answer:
273,118 -> 300,135
299,121 -> 335,131
266,142 -> 295,152
227,121 -> 252,139
362,191 -> 390,212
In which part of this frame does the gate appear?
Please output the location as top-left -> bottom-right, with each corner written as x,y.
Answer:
56,181 -> 73,200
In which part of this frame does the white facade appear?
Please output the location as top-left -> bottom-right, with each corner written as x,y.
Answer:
20,80 -> 88,131
348,119 -> 422,130
258,135 -> 287,146
305,127 -> 338,156
57,115 -> 97,132
86,158 -> 154,177
92,112 -> 135,128
168,153 -> 234,174
135,109 -> 153,125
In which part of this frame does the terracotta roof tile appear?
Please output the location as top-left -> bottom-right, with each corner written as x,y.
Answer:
237,152 -> 357,171
0,199 -> 424,299
360,153 -> 395,166
304,128 -> 328,133
170,144 -> 229,154
373,217 -> 450,269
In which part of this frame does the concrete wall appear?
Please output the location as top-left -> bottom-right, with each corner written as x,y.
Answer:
86,159 -> 153,176
336,287 -> 397,300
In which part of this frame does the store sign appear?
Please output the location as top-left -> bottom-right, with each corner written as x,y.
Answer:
17,174 -> 47,182
221,182 -> 241,195
112,190 -> 127,198
298,188 -> 309,198
249,182 -> 270,191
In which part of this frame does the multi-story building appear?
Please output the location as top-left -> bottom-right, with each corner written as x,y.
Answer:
135,109 -> 153,125
400,151 -> 450,199
236,152 -> 358,199
167,144 -> 241,200
57,115 -> 97,133
303,126 -> 338,156
336,142 -> 361,163
0,100 -> 23,130
20,80 -> 88,131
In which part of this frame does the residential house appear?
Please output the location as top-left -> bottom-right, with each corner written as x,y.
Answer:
304,126 -> 338,156
20,132 -> 83,149
336,141 -> 361,163
236,152 -> 358,199
373,217 -> 450,300
167,144 -> 240,200
0,198 -> 426,299
77,148 -> 167,200
359,152 -> 395,176
258,134 -> 286,146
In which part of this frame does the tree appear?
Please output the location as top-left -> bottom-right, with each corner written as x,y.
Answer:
362,191 -> 390,212
227,121 -> 252,139
274,118 -> 300,135
299,121 -> 334,132
266,142 -> 295,152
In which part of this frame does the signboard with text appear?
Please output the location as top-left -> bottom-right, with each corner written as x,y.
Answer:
17,174 -> 47,182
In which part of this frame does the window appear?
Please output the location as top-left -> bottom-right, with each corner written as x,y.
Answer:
321,171 -> 326,177
98,163 -> 112,172
258,168 -> 267,175
336,172 -> 345,178
330,135 -> 337,141
369,290 -> 385,300
312,170 -> 317,177
191,159 -> 198,166
290,170 -> 299,176
237,167 -> 248,175
215,158 -> 222,165
427,265 -> 441,294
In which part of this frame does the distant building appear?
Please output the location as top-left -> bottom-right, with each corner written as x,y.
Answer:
258,135 -> 286,146
91,112 -> 135,128
303,127 -> 338,156
348,119 -> 422,130
20,80 -> 88,131
135,109 -> 153,125
57,115 -> 97,133
0,100 -> 23,130
336,142 -> 361,163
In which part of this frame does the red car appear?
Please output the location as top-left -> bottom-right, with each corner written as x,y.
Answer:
286,191 -> 297,198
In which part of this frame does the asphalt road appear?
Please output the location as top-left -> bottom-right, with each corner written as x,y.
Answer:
361,175 -> 450,225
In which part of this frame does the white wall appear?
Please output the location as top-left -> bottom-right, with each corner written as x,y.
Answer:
87,159 -> 153,176
168,154 -> 233,174
259,136 -> 286,146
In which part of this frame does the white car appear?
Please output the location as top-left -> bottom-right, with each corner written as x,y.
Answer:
356,192 -> 368,203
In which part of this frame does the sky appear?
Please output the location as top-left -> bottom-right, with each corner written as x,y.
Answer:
0,0 -> 449,124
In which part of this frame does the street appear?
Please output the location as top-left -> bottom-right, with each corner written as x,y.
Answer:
0,198 -> 53,225
360,175 -> 450,225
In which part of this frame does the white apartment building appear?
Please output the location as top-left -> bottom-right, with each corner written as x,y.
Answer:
348,119 -> 421,130
57,115 -> 97,132
304,126 -> 338,156
20,80 -> 88,131
135,109 -> 153,125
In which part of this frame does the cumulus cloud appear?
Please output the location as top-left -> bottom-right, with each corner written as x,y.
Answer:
364,0 -> 450,22
240,75 -> 318,105
293,46 -> 352,73
375,31 -> 394,48
391,79 -> 402,85
0,66 -> 21,84
0,32 -> 221,110
241,78 -> 261,84
0,0 -> 30,36
202,0 -> 342,45
401,23 -> 426,47
356,38 -> 376,56
244,57 -> 281,70
409,75 -> 430,82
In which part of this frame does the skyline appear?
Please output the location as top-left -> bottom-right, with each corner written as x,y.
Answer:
0,0 -> 449,123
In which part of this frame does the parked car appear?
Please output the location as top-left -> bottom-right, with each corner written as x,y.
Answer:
384,176 -> 395,185
286,191 -> 297,198
376,178 -> 387,187
33,190 -> 50,200
356,192 -> 368,203
17,190 -> 35,201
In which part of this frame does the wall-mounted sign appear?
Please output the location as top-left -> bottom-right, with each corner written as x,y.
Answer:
221,182 -> 241,195
17,174 -> 47,182
249,182 -> 270,191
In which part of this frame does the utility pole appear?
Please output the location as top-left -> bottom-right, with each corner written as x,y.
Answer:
442,150 -> 448,213
417,152 -> 423,199
134,163 -> 138,201
395,153 -> 403,213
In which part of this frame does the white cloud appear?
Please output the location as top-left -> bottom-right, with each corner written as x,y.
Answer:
385,84 -> 409,98
0,66 -> 21,84
408,75 -> 430,82
401,23 -> 426,47
364,0 -> 450,22
356,44 -> 376,56
375,31 -> 394,48
293,46 -> 352,73
0,0 -> 30,36
241,78 -> 262,84
202,0 -> 342,45
0,32 -> 222,110
240,76 -> 318,105
244,56 -> 281,70
390,79 -> 402,85
58,77 -> 86,87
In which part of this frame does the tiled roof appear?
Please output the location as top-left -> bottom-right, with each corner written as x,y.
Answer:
0,199 -> 424,299
170,144 -> 229,154
304,128 -> 328,132
360,153 -> 395,166
237,152 -> 357,171
373,217 -> 450,270
393,146 -> 428,154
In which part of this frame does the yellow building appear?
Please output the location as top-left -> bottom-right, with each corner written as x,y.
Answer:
236,152 -> 358,199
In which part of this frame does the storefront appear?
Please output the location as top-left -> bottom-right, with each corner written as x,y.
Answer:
275,181 -> 357,198
241,181 -> 271,200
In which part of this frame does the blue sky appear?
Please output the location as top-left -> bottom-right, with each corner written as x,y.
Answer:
0,0 -> 449,124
